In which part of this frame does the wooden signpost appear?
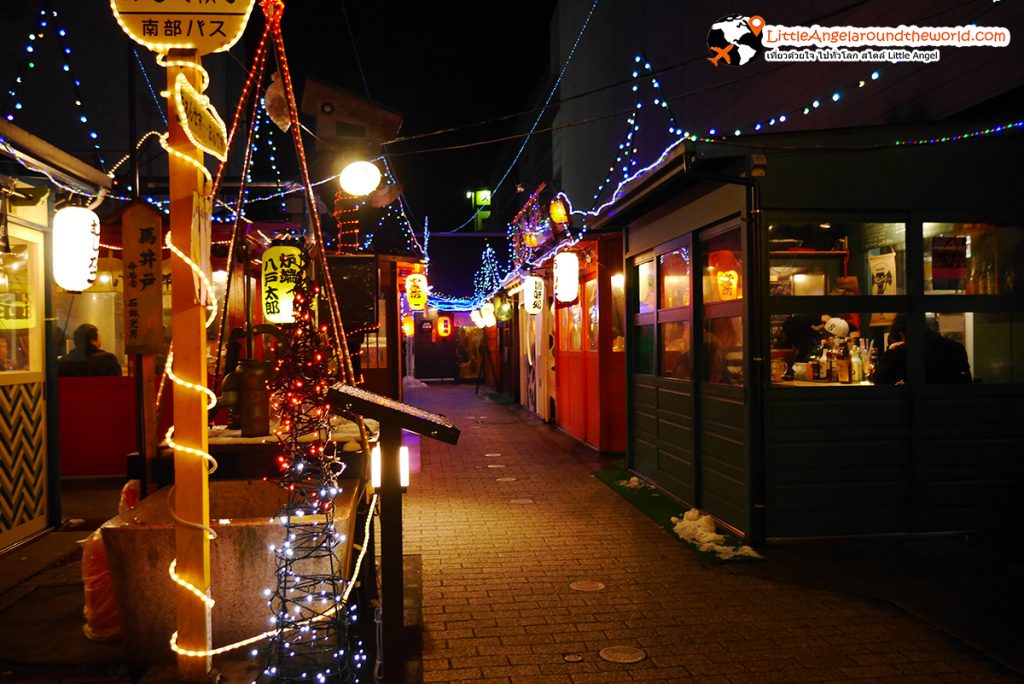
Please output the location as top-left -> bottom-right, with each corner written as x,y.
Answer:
110,1 -> 256,680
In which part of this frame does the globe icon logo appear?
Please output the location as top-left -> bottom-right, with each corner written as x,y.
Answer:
706,14 -> 765,67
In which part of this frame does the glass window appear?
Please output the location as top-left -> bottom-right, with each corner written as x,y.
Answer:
704,316 -> 744,385
924,223 -> 1024,295
769,311 -> 899,385
610,273 -> 625,352
558,306 -> 570,351
634,325 -> 654,375
0,230 -> 42,375
702,231 -> 743,303
659,247 -> 691,309
660,321 -> 691,380
637,260 -> 655,313
926,312 -> 1023,383
769,221 -> 906,296
585,279 -> 598,352
569,301 -> 583,351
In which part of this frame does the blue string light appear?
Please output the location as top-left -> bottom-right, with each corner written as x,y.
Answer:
442,0 -> 602,232
133,48 -> 168,127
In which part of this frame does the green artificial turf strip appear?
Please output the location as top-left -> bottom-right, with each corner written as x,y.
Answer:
485,391 -> 515,405
593,466 -> 762,564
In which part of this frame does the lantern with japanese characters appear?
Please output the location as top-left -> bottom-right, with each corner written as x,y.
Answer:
405,273 -> 428,311
261,243 -> 303,324
52,207 -> 100,292
523,275 -> 545,315
437,315 -> 453,338
553,251 -> 579,303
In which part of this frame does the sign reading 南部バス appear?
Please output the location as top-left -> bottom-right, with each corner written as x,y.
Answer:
111,0 -> 256,56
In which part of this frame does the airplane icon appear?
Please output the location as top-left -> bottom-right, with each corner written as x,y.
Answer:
707,44 -> 733,66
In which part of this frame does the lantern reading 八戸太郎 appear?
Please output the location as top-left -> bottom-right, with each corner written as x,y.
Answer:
553,251 -> 579,303
405,273 -> 428,311
523,275 -> 545,315
52,207 -> 101,293
437,315 -> 453,337
262,243 -> 303,324
402,314 -> 415,337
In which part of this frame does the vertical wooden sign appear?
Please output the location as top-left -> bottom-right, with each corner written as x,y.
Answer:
122,204 -> 165,354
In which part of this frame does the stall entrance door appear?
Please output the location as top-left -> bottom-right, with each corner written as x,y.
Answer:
694,223 -> 750,534
0,224 -> 48,550
555,275 -> 600,446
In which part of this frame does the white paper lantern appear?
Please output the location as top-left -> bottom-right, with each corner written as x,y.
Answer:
53,206 -> 101,292
523,275 -> 545,315
339,160 -> 382,196
553,251 -> 579,303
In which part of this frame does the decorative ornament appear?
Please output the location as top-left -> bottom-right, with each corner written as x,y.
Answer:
553,251 -> 580,303
263,71 -> 291,132
52,206 -> 100,292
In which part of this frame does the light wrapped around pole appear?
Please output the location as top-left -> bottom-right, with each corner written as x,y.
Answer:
523,275 -> 545,315
52,206 -> 101,292
405,273 -> 428,311
553,251 -> 579,303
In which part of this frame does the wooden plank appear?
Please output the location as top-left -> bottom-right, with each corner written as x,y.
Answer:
121,204 -> 165,355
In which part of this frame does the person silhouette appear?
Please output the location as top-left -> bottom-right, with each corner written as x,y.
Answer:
57,323 -> 122,377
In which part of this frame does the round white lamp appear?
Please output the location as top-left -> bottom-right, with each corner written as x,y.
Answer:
339,160 -> 382,196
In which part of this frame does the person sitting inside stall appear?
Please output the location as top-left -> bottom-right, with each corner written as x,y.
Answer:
57,323 -> 122,377
871,314 -> 971,384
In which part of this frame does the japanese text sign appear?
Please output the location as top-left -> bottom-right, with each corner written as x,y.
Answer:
262,244 -> 304,325
111,0 -> 257,56
121,204 -> 165,354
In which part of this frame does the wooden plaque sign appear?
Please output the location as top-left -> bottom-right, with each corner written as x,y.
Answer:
110,0 -> 256,56
121,204 -> 165,354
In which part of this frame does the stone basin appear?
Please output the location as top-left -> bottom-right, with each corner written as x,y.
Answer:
101,478 -> 361,670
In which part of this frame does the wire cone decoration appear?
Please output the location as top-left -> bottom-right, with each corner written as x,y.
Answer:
259,245 -> 368,682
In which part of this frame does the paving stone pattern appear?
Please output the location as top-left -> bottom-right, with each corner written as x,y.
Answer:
403,385 -> 1012,683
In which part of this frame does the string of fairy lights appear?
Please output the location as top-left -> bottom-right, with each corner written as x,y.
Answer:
3,4 -> 106,169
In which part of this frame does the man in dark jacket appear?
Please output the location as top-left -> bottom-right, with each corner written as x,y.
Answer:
57,323 -> 122,377
871,315 -> 971,384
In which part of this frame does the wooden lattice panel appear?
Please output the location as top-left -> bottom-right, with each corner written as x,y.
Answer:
0,382 -> 46,540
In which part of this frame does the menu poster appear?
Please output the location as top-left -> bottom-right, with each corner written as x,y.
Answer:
121,204 -> 165,354
931,236 -> 968,291
868,252 -> 897,296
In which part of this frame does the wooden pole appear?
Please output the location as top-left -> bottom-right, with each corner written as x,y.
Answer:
166,48 -> 212,681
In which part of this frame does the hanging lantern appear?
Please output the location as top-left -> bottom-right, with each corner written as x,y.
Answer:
523,275 -> 545,315
405,273 -> 428,311
339,160 -> 382,196
262,243 -> 303,324
496,298 -> 513,322
481,302 -> 497,328
470,309 -> 484,328
52,206 -> 101,292
437,315 -> 453,338
402,314 -> 415,337
553,251 -> 579,303
549,194 -> 571,227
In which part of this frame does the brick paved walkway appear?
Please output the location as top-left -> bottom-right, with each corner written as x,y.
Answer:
403,384 -> 1012,683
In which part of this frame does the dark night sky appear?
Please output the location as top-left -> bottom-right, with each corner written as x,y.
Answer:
280,2 -> 556,232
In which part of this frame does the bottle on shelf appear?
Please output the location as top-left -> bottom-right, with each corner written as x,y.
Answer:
851,343 -> 863,383
836,339 -> 852,384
